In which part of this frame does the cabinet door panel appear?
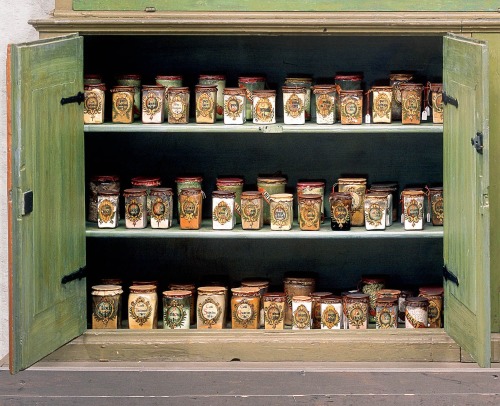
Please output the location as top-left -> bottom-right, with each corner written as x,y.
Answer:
8,34 -> 86,373
443,33 -> 490,367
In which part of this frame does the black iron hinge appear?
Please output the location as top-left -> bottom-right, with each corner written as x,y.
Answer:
442,92 -> 459,108
60,92 -> 85,106
443,265 -> 459,286
61,267 -> 87,284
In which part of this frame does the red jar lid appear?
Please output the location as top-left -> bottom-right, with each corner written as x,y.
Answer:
91,175 -> 120,183
212,190 -> 236,199
156,75 -> 183,81
195,84 -> 218,91
238,76 -> 266,83
150,187 -> 174,196
131,176 -> 161,187
335,74 -> 363,81
199,74 -> 226,81
85,83 -> 106,91
84,73 -> 103,80
418,286 -> 444,296
216,177 -> 244,186
167,87 -> 190,94
361,276 -> 385,284
117,74 -> 141,81
175,176 -> 203,183
297,181 -> 325,188
123,188 -> 147,197
311,292 -> 333,299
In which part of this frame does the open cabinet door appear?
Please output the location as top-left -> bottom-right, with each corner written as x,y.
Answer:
443,34 -> 490,367
8,34 -> 86,373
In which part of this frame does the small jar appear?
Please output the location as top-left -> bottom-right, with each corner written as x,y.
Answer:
359,276 -> 386,323
179,188 -> 203,230
270,193 -> 294,231
88,175 -> 120,222
216,177 -> 244,224
123,188 -> 147,229
199,74 -> 226,120
311,292 -> 333,329
128,284 -> 158,329
375,297 -> 399,329
429,83 -> 444,123
97,188 -> 119,229
252,90 -> 276,124
337,178 -> 367,226
167,87 -> 190,124
263,292 -> 286,330
238,76 -> 266,120
212,190 -> 235,230
162,290 -> 192,329
149,187 -> 174,229
257,176 -> 287,225
320,296 -> 343,330
141,85 -> 165,124
390,73 -> 413,121
284,77 -> 313,121
91,284 -> 123,329
335,74 -> 363,120
419,286 -> 444,328
116,74 -> 141,118
329,192 -> 352,231
284,276 -> 316,326
370,182 -> 399,222
169,283 -> 196,326
364,192 -> 388,231
282,86 -> 306,125
298,194 -> 322,231
240,191 -> 264,230
405,297 -> 429,328
313,85 -> 336,124
231,287 -> 261,329
344,293 -> 370,329
197,286 -> 227,329
371,86 -> 392,124
175,176 -> 203,217
340,90 -> 363,125
111,86 -> 135,124
195,84 -> 217,124
297,181 -> 325,222
84,83 -> 106,124
131,176 -> 162,219
223,88 -> 246,125
156,75 -> 183,117
402,189 -> 425,230
400,83 -> 424,125
292,296 -> 312,330
241,278 -> 270,327
428,186 -> 444,226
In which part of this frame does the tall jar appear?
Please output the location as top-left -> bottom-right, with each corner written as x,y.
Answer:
298,194 -> 322,231
283,276 -> 316,326
167,87 -> 190,124
335,74 -> 363,120
149,187 -> 174,229
320,296 -> 343,330
419,286 -> 444,328
257,176 -> 287,224
88,175 -> 120,222
197,286 -> 227,329
400,83 -> 424,125
375,297 -> 399,329
128,284 -> 158,329
241,278 -> 270,327
313,85 -> 336,124
282,86 -> 306,125
292,296 -> 312,330
311,292 -> 333,329
84,83 -> 106,124
337,178 -> 367,226
329,192 -> 352,231
97,188 -> 119,229
344,293 -> 370,330
223,88 -> 246,125
369,182 -> 398,223
111,86 -> 135,124
116,74 -> 141,118
178,188 -> 203,230
162,290 -> 192,329
390,73 -> 413,121
216,177 -> 244,224
429,83 -> 444,123
123,188 -> 147,229
405,297 -> 429,328
238,76 -> 266,120
359,276 -> 386,323
155,75 -> 183,118
428,186 -> 444,226
175,176 -> 203,217
195,84 -> 217,124
252,90 -> 276,124
263,292 -> 286,330
371,86 -> 392,124
284,77 -> 313,120
297,181 -> 325,222
364,192 -> 388,231
141,85 -> 165,124
240,191 -> 264,230
212,190 -> 235,230
91,285 -> 123,329
340,90 -> 363,125
131,176 -> 162,219
199,74 -> 226,120
402,189 -> 425,230
169,283 -> 196,326
231,287 -> 261,329
270,193 -> 294,231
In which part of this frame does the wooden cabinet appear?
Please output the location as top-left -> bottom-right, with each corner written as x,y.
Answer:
8,5 -> 500,373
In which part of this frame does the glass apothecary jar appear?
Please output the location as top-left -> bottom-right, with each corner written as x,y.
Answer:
128,284 -> 158,329
197,286 -> 227,329
231,287 -> 261,329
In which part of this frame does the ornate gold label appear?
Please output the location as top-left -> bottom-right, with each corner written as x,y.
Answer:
432,92 -> 443,113
196,92 -> 215,118
233,299 -> 257,328
254,97 -> 275,122
376,306 -> 397,329
431,196 -> 444,221
224,96 -> 244,120
168,94 -> 187,122
271,202 -> 289,227
264,303 -> 284,329
341,96 -> 361,123
129,296 -> 152,326
332,202 -> 350,228
343,187 -> 363,211
347,302 -> 367,328
98,199 -> 116,224
299,201 -> 320,228
213,201 -> 233,225
198,297 -> 222,328
427,300 -> 440,324
365,202 -> 384,227
404,198 -> 423,226
373,92 -> 391,120
125,198 -> 144,226
151,197 -> 169,224
284,93 -> 304,118
321,305 -> 340,329
316,94 -> 334,118
164,300 -> 187,329
142,91 -> 163,120
242,200 -> 260,226
293,304 -> 311,329
405,309 -> 427,328
180,197 -> 199,221
84,90 -> 102,121
93,297 -> 117,326
113,93 -> 133,120
402,91 -> 421,121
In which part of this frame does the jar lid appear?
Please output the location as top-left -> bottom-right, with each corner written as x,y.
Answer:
84,73 -> 103,80
179,188 -> 202,196
369,186 -> 397,193
284,277 -> 315,285
238,76 -> 266,83
376,289 -> 402,298
402,189 -> 425,197
263,292 -> 286,300
212,190 -> 236,198
365,192 -> 389,199
92,284 -> 123,292
312,85 -> 336,94
111,86 -> 135,93
129,284 -> 157,293
198,286 -> 227,295
199,74 -> 226,81
282,85 -> 307,93
389,73 -> 413,81
132,280 -> 158,286
195,84 -> 218,91
257,177 -> 287,184
169,283 -> 196,291
97,187 -> 120,196
156,75 -> 183,81
131,176 -> 162,187
339,89 -> 363,96
337,177 -> 367,184
241,278 -> 270,288
329,192 -> 353,200
418,286 -> 444,296
167,86 -> 190,93
241,191 -> 263,199
371,181 -> 398,189
361,276 -> 385,284
85,83 -> 106,91
231,287 -> 261,297
270,193 -> 293,201
252,90 -> 276,96
100,278 -> 123,285
162,289 -> 192,298
345,293 -> 370,300
371,86 -> 393,91
399,83 -> 424,90
123,188 -> 147,197
335,74 -> 363,81
150,187 -> 174,196
175,176 -> 203,183
91,175 -> 120,183
405,296 -> 430,307
428,186 -> 443,192
310,292 -> 333,299
298,194 -> 322,202
142,85 -> 165,91
223,88 -> 246,95
297,181 -> 325,188
375,297 -> 398,305
285,77 -> 313,84
216,177 -> 244,186
292,295 -> 312,302
116,74 -> 141,81
321,297 -> 342,304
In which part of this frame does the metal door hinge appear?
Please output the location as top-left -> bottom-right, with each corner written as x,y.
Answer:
21,190 -> 33,216
443,265 -> 459,286
442,92 -> 459,108
61,267 -> 87,284
471,132 -> 484,154
60,92 -> 84,106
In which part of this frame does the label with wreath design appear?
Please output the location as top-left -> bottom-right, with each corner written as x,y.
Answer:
129,296 -> 153,326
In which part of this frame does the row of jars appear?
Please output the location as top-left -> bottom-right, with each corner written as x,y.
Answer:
90,175 -> 444,231
91,277 -> 443,330
83,73 -> 443,125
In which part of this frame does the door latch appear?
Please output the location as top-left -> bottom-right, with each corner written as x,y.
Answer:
471,132 -> 483,154
443,265 -> 459,286
61,92 -> 85,106
61,267 -> 87,284
442,92 -> 459,108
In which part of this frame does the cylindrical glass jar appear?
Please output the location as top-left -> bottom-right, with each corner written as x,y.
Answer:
252,90 -> 276,124
283,276 -> 316,326
179,188 -> 203,230
263,292 -> 286,330
292,295 -> 312,330
398,289 -> 413,323
371,86 -> 392,124
111,86 -> 135,124
359,276 -> 386,323
199,74 -> 226,120
162,290 -> 191,329
241,278 -> 270,327
238,76 -> 266,120
91,284 -> 123,329
402,189 -> 425,230
88,175 -> 120,223
369,183 -> 398,224
257,176 -> 287,225
313,85 -> 336,124
375,297 -> 399,329
329,192 -> 352,231
195,84 -> 217,124
128,284 -> 158,329
311,292 -> 333,329
297,181 -> 325,222
97,188 -> 119,229
344,293 -> 370,329
340,90 -> 363,125
149,187 -> 174,229
216,177 -> 244,224
419,286 -> 444,328
400,83 -> 424,125
212,190 -> 235,230
270,193 -> 294,231
223,88 -> 246,125
320,296 -> 343,330
240,191 -> 264,230
167,86 -> 190,124
282,86 -> 306,125
231,287 -> 261,329
123,188 -> 147,229
298,194 -> 322,231
428,186 -> 444,226
405,297 -> 429,328
197,286 -> 227,329
390,73 -> 413,121
131,176 -> 162,220
116,74 -> 141,119
156,75 -> 183,118
335,74 -> 363,120
429,83 -> 444,123
175,176 -> 203,218
169,283 -> 196,326
284,77 -> 313,121
84,83 -> 106,124
141,85 -> 165,124
364,192 -> 388,231
337,178 -> 367,226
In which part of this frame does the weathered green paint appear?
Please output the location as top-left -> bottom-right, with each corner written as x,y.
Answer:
73,0 -> 500,12
9,34 -> 86,373
443,34 -> 490,367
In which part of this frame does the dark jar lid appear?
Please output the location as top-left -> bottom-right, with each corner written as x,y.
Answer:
131,176 -> 162,187
238,76 -> 266,83
195,84 -> 218,92
282,85 -> 307,94
175,176 -> 203,183
123,188 -> 147,197
156,75 -> 183,81
375,297 -> 398,306
405,296 -> 430,307
335,74 -> 363,81
216,177 -> 244,186
329,192 -> 353,200
91,175 -> 120,183
297,181 -> 325,188
263,292 -> 286,302
97,187 -> 120,196
212,190 -> 236,199
418,286 -> 444,296
150,187 -> 174,196
142,85 -> 165,91
199,74 -> 226,81
310,292 -> 333,299
241,191 -> 263,199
